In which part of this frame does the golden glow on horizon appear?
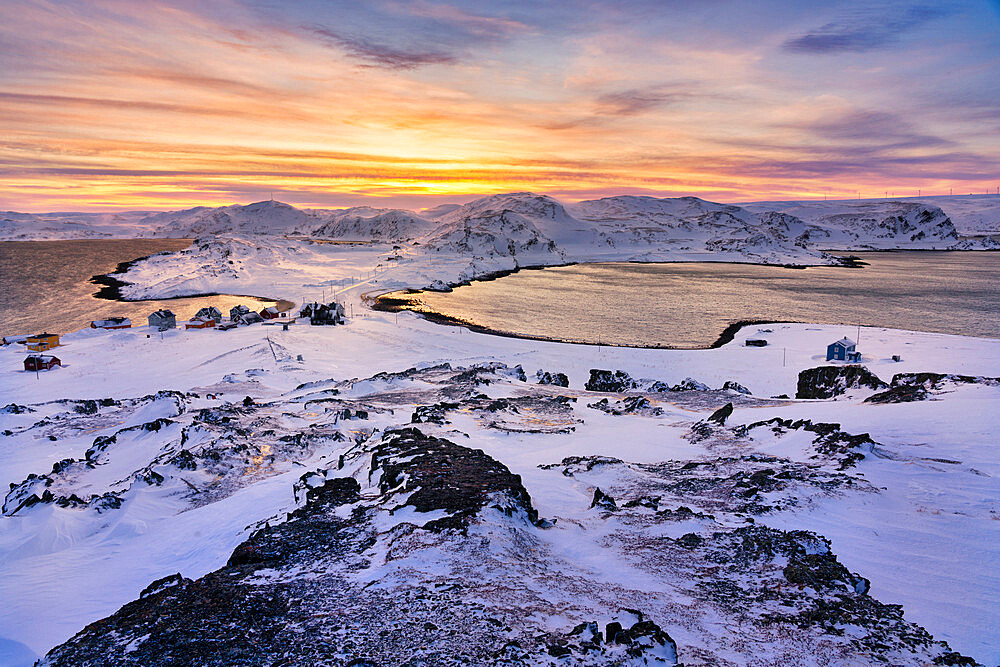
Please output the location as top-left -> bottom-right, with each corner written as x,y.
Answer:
1,0 -> 997,211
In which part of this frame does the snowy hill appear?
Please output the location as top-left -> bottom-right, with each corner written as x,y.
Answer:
738,200 -> 961,249
572,195 -> 817,262
145,200 -> 322,237
0,210 -> 158,240
311,207 -> 437,242
742,195 -> 1000,237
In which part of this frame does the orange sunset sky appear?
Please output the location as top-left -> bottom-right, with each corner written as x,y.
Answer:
1,0 -> 999,211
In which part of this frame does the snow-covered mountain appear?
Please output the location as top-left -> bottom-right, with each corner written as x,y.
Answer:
0,210 -> 158,240
740,200 -> 963,249
311,207 -> 437,242
145,200 -> 321,237
7,193 -> 991,255
572,195 -> 815,261
742,194 -> 1000,237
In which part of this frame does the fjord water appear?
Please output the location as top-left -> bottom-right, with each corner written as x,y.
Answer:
402,251 -> 1000,348
0,240 -> 279,336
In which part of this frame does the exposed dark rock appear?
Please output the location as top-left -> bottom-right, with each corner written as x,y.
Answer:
890,372 -> 1000,389
737,417 -> 875,469
590,487 -> 618,511
865,384 -> 930,404
587,396 -> 663,416
371,427 -> 538,532
410,402 -> 459,424
585,369 -> 637,392
707,402 -> 734,424
722,380 -> 751,395
671,377 -> 711,392
1,403 -> 34,414
535,369 -> 569,387
140,573 -> 190,599
796,366 -> 888,399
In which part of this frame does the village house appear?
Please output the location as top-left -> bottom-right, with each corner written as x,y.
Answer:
194,306 -> 222,323
91,317 -> 131,330
26,333 -> 60,351
24,355 -> 61,371
185,316 -> 216,330
260,306 -> 282,320
826,337 -> 862,362
240,312 -> 264,325
230,305 -> 250,321
148,309 -> 176,330
1,335 -> 29,346
299,301 -> 346,325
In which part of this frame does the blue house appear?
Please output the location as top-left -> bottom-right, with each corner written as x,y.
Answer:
826,337 -> 861,362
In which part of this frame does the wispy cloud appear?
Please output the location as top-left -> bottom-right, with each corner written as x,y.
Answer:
306,25 -> 457,69
784,4 -> 954,54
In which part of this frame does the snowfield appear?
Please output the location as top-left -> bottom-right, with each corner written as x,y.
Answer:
1,312 -> 998,665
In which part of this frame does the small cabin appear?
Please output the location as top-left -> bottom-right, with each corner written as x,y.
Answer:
185,317 -> 216,330
826,337 -> 861,362
91,317 -> 131,330
2,335 -> 29,346
26,333 -> 60,351
148,309 -> 176,330
24,355 -> 60,371
299,301 -> 345,326
217,322 -> 238,331
230,305 -> 251,321
260,306 -> 281,320
194,306 -> 222,323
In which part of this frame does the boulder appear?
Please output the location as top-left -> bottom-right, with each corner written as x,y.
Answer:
671,377 -> 711,392
707,403 -> 734,424
585,369 -> 637,392
795,366 -> 887,399
535,369 -> 569,387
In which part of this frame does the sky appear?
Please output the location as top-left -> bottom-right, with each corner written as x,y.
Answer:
0,0 -> 998,212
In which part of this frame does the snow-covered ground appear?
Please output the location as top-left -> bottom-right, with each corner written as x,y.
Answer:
1,193 -> 998,665
1,311 -> 998,665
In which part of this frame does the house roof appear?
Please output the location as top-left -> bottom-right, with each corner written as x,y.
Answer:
26,354 -> 57,362
830,337 -> 856,347
29,332 -> 58,339
150,309 -> 175,317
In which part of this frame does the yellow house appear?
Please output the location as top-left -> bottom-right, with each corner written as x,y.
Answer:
26,332 -> 60,351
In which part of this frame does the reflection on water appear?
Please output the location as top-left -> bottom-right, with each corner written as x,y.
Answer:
0,240 -> 279,335
392,252 -> 1000,348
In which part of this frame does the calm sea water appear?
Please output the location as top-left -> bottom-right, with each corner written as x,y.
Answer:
392,252 -> 1000,348
0,240 -> 280,336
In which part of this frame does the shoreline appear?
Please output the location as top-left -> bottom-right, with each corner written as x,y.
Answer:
372,291 -> 790,350
90,258 -> 294,313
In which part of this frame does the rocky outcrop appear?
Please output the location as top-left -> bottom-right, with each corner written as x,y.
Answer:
795,366 -> 888,399
671,377 -> 711,392
371,427 -> 539,532
585,369 -> 638,392
536,369 -> 570,387
707,403 -> 734,424
722,381 -> 751,395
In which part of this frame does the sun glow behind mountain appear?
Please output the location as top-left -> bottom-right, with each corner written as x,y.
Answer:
1,0 -> 998,211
